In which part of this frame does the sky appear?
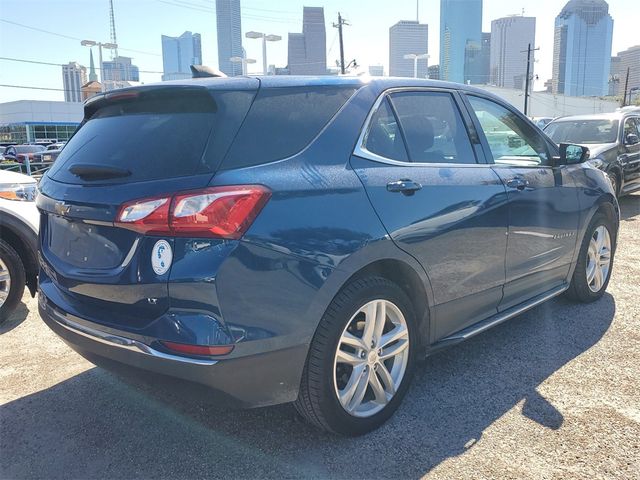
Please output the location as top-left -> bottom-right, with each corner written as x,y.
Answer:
0,0 -> 639,102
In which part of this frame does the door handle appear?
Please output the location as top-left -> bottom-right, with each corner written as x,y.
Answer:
387,179 -> 423,196
506,177 -> 529,191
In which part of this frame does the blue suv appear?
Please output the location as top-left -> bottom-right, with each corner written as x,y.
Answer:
37,77 -> 618,435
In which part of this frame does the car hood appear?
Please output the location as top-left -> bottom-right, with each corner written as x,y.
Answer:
582,143 -> 617,158
0,169 -> 37,184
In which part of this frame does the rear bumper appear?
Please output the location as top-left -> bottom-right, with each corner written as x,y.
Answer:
39,292 -> 308,408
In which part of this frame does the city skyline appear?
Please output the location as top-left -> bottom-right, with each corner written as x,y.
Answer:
1,0 -> 639,102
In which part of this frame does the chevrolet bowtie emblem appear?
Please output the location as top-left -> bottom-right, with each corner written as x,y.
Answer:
54,202 -> 72,216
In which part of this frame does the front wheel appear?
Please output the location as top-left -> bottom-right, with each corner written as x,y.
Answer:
0,239 -> 26,324
566,214 -> 615,303
294,276 -> 418,436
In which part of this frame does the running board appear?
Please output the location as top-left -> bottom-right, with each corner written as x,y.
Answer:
427,283 -> 569,355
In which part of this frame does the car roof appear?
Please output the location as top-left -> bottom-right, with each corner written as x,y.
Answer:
88,75 -> 507,104
551,111 -> 638,122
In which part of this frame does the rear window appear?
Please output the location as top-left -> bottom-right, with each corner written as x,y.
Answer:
17,146 -> 45,153
221,86 -> 357,169
48,88 -> 255,184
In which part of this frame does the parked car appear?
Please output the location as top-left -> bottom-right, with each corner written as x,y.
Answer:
531,116 -> 555,129
37,77 -> 619,436
544,111 -> 640,196
0,170 -> 39,322
33,143 -> 65,164
3,145 -> 46,164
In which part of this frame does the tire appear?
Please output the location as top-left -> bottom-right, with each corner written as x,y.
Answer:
294,276 -> 418,436
607,171 -> 620,197
0,238 -> 26,324
566,213 -> 615,303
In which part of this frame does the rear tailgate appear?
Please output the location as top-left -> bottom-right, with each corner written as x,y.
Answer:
37,82 -> 258,330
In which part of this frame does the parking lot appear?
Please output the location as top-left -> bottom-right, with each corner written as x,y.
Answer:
0,193 -> 638,479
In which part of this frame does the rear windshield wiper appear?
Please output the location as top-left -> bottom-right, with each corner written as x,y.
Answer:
69,164 -> 131,180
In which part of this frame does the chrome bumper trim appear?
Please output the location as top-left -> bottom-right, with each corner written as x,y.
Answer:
46,303 -> 218,366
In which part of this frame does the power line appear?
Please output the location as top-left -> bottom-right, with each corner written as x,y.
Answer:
0,84 -> 76,93
0,56 -> 164,74
0,18 -> 160,57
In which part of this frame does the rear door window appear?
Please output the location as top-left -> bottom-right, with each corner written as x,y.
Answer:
48,88 -> 255,184
388,91 -> 477,164
363,98 -> 408,161
221,86 -> 357,169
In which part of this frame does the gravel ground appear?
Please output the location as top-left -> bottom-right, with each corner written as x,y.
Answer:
1,193 -> 639,480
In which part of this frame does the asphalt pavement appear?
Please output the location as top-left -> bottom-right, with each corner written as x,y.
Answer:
1,193 -> 639,479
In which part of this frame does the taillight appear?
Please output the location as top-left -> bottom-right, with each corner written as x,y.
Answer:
160,341 -> 234,357
115,185 -> 270,239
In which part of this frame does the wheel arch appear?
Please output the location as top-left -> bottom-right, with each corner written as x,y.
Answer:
0,212 -> 38,296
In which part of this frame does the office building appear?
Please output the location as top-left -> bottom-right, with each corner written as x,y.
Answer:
490,16 -> 536,89
101,56 -> 139,82
440,0 -> 482,83
464,32 -> 491,85
389,20 -> 429,78
616,45 -> 640,98
288,7 -> 327,75
161,31 -> 202,81
552,0 -> 613,96
216,0 -> 242,76
61,62 -> 87,103
428,64 -> 440,80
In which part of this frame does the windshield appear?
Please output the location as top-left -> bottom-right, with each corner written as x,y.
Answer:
545,119 -> 619,144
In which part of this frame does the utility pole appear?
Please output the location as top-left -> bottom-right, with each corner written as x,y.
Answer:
621,67 -> 630,107
333,13 -> 349,74
522,43 -> 540,116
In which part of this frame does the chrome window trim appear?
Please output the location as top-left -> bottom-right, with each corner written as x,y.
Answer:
353,87 -> 485,168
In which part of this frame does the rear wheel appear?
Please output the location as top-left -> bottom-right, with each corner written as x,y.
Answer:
295,276 -> 417,436
0,239 -> 26,324
566,214 -> 615,303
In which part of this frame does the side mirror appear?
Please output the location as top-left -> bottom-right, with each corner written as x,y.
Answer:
557,143 -> 589,165
625,133 -> 639,146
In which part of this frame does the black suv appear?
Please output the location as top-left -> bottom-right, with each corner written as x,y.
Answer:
545,110 -> 640,196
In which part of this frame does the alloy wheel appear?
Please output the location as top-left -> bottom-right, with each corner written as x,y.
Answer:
586,225 -> 612,293
333,299 -> 410,418
0,257 -> 11,308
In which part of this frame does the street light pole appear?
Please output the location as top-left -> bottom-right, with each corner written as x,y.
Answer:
245,32 -> 282,75
230,56 -> 256,76
403,53 -> 429,78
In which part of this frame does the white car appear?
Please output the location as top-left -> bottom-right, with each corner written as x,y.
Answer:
0,170 -> 39,322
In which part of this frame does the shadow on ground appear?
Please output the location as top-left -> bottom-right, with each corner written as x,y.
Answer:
0,294 -> 615,479
619,192 -> 639,221
0,302 -> 29,335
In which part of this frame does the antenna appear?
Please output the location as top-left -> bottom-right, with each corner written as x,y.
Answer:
109,0 -> 118,59
417,0 -> 419,22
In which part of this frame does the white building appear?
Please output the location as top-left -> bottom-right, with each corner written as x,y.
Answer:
489,16 -> 536,89
368,65 -> 384,77
0,100 -> 83,143
62,62 -> 87,103
389,21 -> 429,78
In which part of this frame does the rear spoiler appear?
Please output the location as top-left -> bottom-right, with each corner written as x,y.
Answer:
190,65 -> 227,78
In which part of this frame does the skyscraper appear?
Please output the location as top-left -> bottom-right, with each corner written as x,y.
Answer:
216,0 -> 242,76
101,56 -> 139,82
161,31 -> 202,81
616,45 -> 640,99
464,32 -> 491,85
288,7 -> 327,75
62,62 -> 87,103
389,20 -> 429,78
552,0 -> 613,96
440,0 -> 482,83
490,16 -> 536,89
